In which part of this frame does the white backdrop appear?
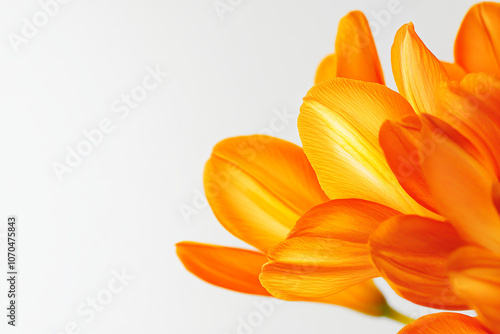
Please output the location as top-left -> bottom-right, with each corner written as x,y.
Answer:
0,0 -> 478,333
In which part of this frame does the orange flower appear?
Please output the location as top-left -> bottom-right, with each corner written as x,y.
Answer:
176,11 -> 415,319
261,3 -> 500,332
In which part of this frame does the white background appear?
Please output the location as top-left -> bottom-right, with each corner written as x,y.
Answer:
0,0 -> 478,333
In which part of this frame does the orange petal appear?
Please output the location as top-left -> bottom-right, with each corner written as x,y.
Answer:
435,73 -> 500,176
379,115 -> 437,213
441,61 -> 467,81
493,183 -> 500,216
204,135 -> 328,252
455,2 -> 500,77
259,199 -> 399,300
299,77 -> 431,215
334,11 -> 385,85
449,247 -> 500,333
380,113 -> 485,214
315,53 -> 337,84
176,242 -> 270,296
420,122 -> 500,253
392,23 -> 449,115
370,215 -> 469,310
398,313 -> 492,334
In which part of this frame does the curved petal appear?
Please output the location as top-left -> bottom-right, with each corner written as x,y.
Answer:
299,77 -> 430,215
435,73 -> 500,176
370,215 -> 469,310
176,242 -> 270,296
334,11 -> 385,84
455,2 -> 500,76
259,199 -> 399,300
441,61 -> 467,81
315,53 -> 337,84
379,113 -> 482,214
204,135 -> 328,252
493,183 -> 500,216
392,23 -> 449,115
449,247 -> 500,333
398,313 -> 492,334
420,122 -> 500,253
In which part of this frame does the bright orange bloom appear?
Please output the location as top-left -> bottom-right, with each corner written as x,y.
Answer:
178,2 -> 500,331
175,10 -> 413,318
260,4 -> 500,333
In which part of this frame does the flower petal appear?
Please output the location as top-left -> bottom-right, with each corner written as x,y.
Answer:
441,61 -> 467,81
449,247 -> 500,333
435,73 -> 500,176
299,77 -> 430,215
334,11 -> 385,85
455,2 -> 500,77
420,122 -> 500,253
315,53 -> 337,84
370,215 -> 469,310
398,313 -> 492,334
204,135 -> 328,252
379,113 -> 482,214
392,23 -> 449,115
259,199 -> 399,300
176,242 -> 270,296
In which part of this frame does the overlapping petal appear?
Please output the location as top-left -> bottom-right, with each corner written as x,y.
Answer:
420,122 -> 500,253
449,247 -> 500,333
455,2 -> 500,77
299,78 -> 433,215
370,215 -> 469,310
392,23 -> 449,115
315,54 -> 337,84
435,73 -> 500,176
398,313 -> 492,334
260,199 -> 399,300
176,242 -> 270,296
204,135 -> 328,252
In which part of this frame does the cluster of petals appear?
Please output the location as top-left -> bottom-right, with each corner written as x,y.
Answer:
177,2 -> 500,332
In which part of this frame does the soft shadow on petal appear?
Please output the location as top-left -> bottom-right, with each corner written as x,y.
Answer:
370,215 -> 469,310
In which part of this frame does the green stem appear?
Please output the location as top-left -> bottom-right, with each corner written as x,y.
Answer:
383,305 -> 415,325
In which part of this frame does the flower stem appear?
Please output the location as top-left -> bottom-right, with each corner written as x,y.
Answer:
383,305 -> 415,325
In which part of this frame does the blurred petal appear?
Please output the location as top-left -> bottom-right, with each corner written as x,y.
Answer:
449,247 -> 500,333
421,123 -> 500,253
315,53 -> 337,84
455,2 -> 500,76
493,183 -> 500,215
204,135 -> 328,252
436,73 -> 500,176
370,215 -> 469,310
392,23 -> 449,115
299,78 -> 430,215
398,313 -> 492,334
260,199 -> 399,300
176,242 -> 270,296
334,11 -> 385,84
441,61 -> 467,81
